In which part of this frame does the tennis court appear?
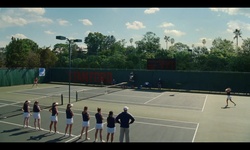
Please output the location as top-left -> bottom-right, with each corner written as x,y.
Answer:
1,83 -> 250,142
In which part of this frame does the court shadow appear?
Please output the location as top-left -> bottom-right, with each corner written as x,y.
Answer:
28,132 -> 52,141
221,106 -> 230,109
1,128 -> 21,133
70,137 -> 82,143
133,88 -> 165,93
10,128 -> 37,136
45,135 -> 69,142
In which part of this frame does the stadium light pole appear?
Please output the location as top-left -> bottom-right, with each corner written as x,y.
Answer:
56,36 -> 82,104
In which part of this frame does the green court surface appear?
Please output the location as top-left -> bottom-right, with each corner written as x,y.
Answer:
1,83 -> 250,143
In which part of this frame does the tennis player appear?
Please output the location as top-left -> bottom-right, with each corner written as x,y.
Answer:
225,88 -> 236,108
32,77 -> 38,88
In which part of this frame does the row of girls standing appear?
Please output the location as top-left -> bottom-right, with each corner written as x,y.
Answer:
22,100 -> 42,130
79,106 -> 116,142
22,101 -> 120,142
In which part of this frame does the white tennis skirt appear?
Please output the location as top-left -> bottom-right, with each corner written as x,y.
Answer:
82,121 -> 90,127
50,115 -> 58,122
107,127 -> 116,133
66,118 -> 73,124
23,112 -> 30,118
33,112 -> 41,119
95,123 -> 103,129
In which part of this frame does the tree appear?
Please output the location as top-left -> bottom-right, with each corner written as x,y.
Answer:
129,38 -> 133,46
170,38 -> 175,46
164,35 -> 170,50
136,31 -> 161,53
240,38 -> 250,55
39,47 -> 58,68
202,39 -> 206,47
84,32 -> 106,55
233,29 -> 242,48
210,37 -> 235,56
5,38 -> 39,68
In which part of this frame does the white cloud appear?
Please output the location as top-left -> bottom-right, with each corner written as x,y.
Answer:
11,33 -> 28,39
144,8 -> 160,14
0,8 -> 53,28
57,19 -> 71,26
126,21 -> 146,30
44,30 -> 55,35
227,20 -> 250,33
21,8 -> 46,15
210,8 -> 239,15
210,8 -> 250,18
79,19 -> 93,26
164,29 -> 185,37
159,22 -> 174,28
0,15 -> 28,27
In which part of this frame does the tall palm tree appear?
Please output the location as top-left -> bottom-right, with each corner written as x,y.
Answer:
202,39 -> 206,47
164,36 -> 170,50
233,29 -> 242,47
170,38 -> 175,46
129,38 -> 133,46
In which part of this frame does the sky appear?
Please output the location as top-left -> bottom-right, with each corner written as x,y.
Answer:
1,7 -> 250,50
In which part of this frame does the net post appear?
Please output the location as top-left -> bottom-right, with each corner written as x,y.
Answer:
61,94 -> 63,105
76,91 -> 78,102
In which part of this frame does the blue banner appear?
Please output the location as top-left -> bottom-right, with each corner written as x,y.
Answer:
39,68 -> 45,76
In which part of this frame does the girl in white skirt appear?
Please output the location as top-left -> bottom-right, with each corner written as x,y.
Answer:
106,111 -> 116,142
64,103 -> 74,136
49,102 -> 59,133
33,101 -> 42,130
22,100 -> 31,128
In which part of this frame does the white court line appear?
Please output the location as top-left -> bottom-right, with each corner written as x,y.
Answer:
81,97 -> 202,111
0,101 -> 22,108
135,121 -> 196,130
201,95 -> 208,112
6,86 -> 52,93
192,123 -> 199,142
6,85 -> 69,97
0,120 -> 77,139
0,106 -> 198,143
143,92 -> 165,104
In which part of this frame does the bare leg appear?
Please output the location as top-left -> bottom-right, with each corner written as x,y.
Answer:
85,127 -> 89,140
69,124 -> 72,136
230,99 -> 236,106
49,122 -> 53,132
34,119 -> 37,129
54,122 -> 57,133
106,133 -> 110,142
38,119 -> 41,130
94,129 -> 98,142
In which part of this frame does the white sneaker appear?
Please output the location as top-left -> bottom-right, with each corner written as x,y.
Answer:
85,137 -> 90,141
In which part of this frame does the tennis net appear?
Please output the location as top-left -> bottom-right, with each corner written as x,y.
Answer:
76,82 -> 127,102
